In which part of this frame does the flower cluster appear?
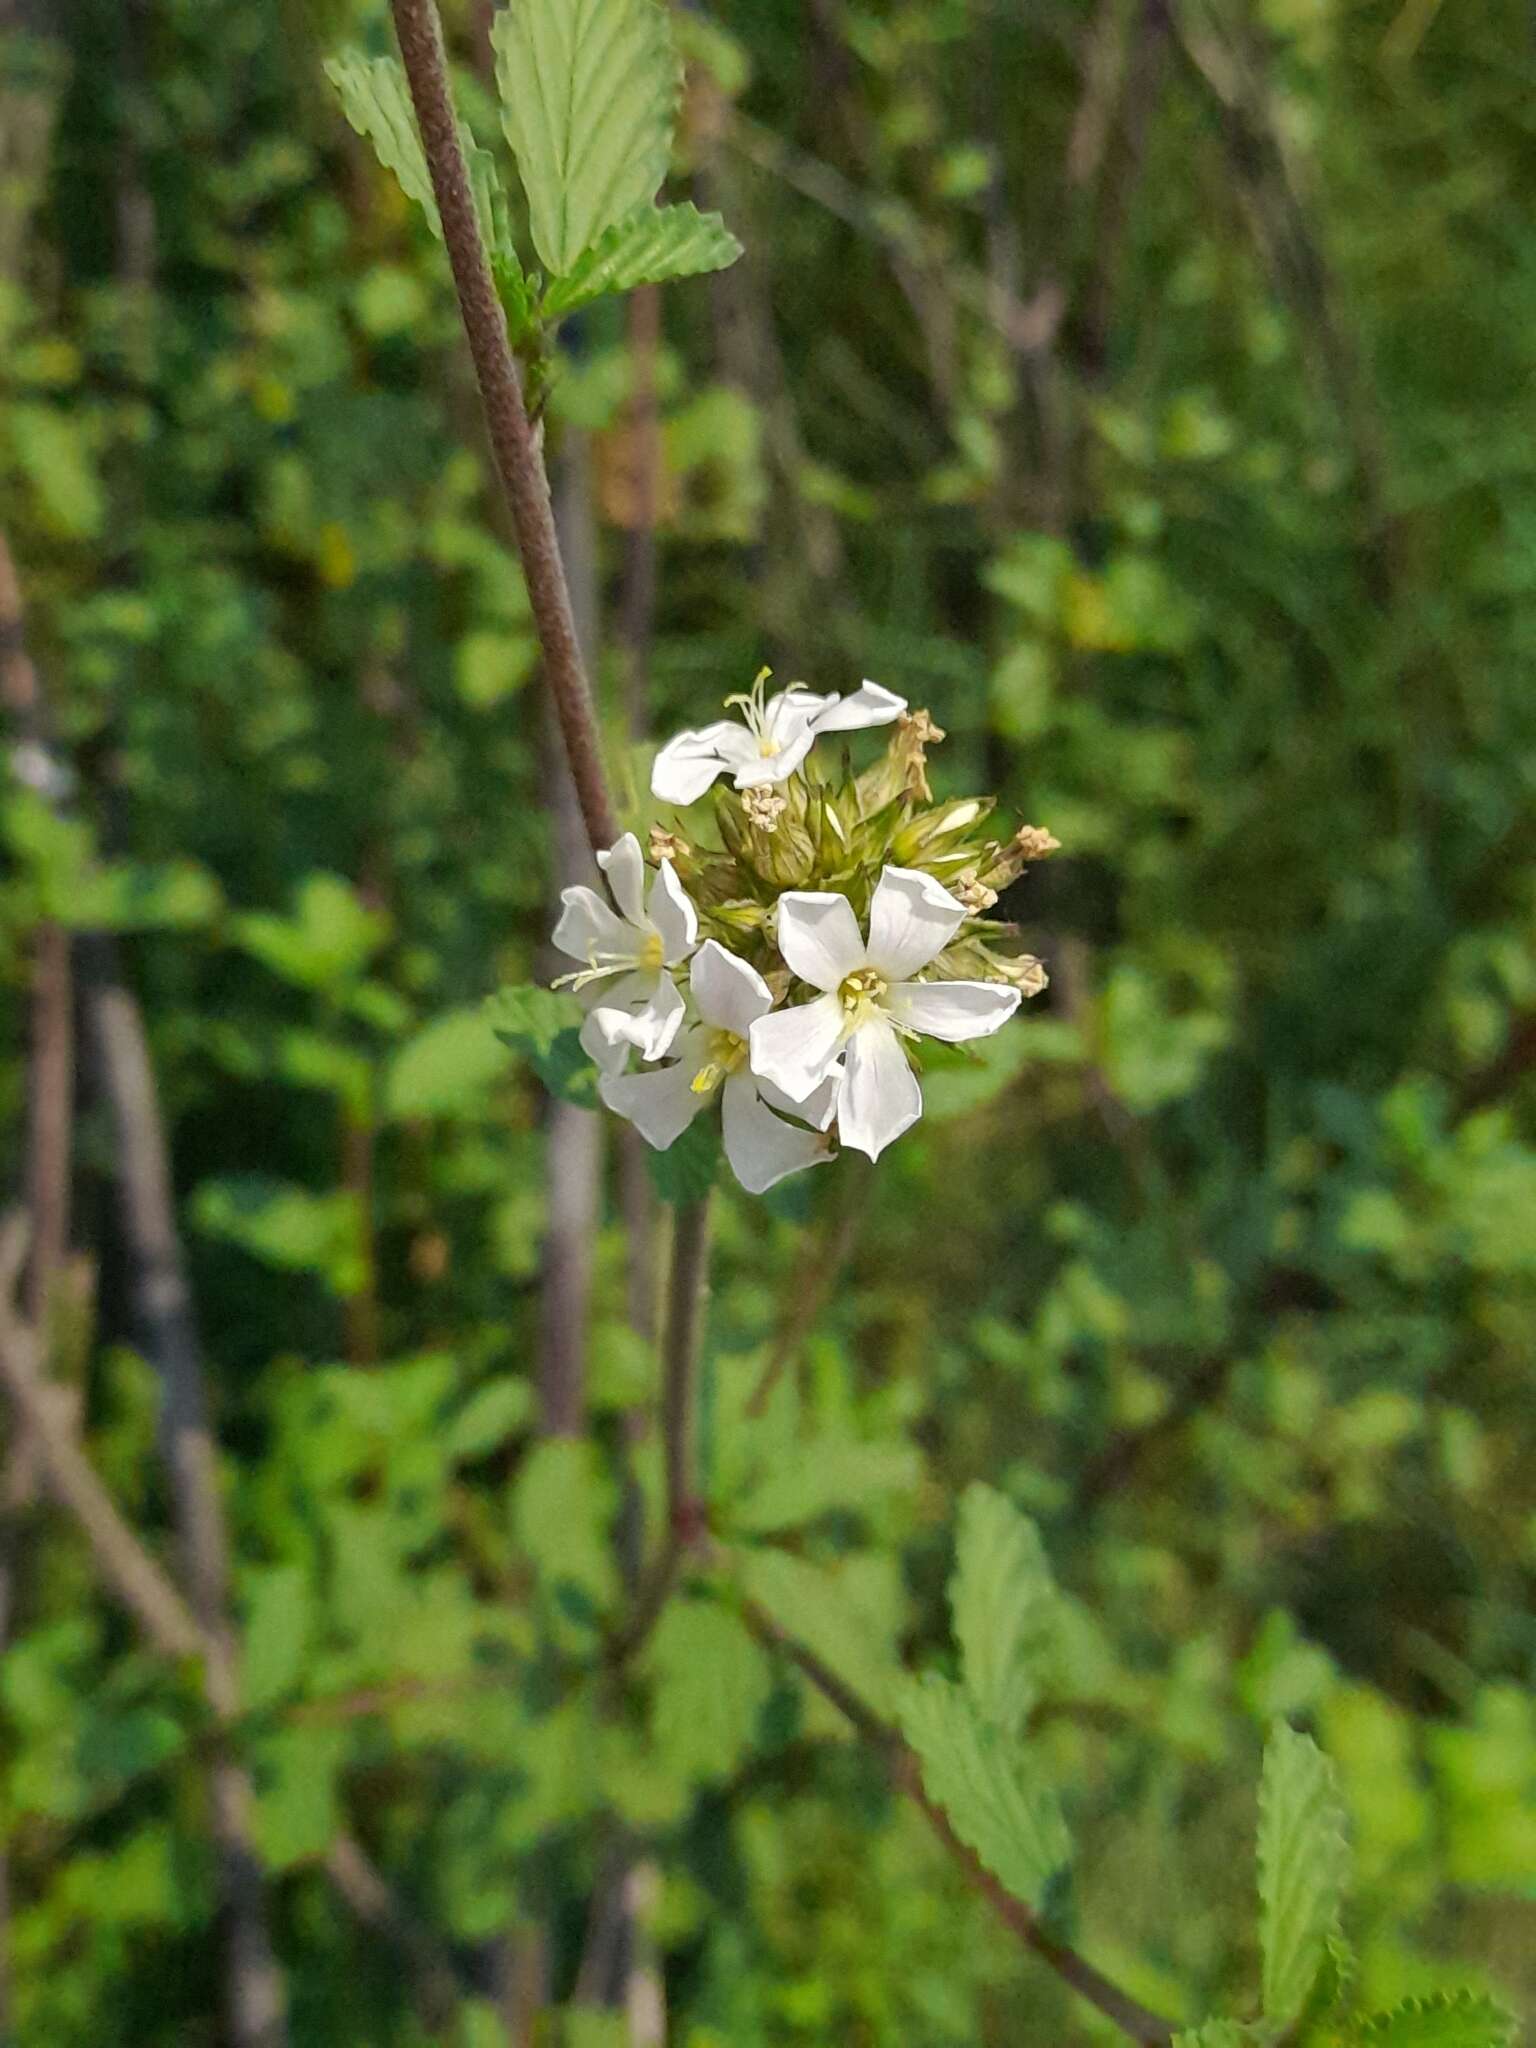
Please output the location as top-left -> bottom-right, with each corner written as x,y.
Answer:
552,672 -> 1056,1194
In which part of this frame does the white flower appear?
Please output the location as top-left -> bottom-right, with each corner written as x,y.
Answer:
651,672 -> 907,806
601,941 -> 837,1194
552,833 -> 698,1073
748,866 -> 1020,1161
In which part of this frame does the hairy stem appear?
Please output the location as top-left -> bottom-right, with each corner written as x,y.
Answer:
740,1600 -> 1176,2048
389,0 -> 618,855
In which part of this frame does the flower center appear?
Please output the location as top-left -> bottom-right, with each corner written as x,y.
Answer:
839,968 -> 887,1015
637,931 -> 666,972
689,1028 -> 748,1095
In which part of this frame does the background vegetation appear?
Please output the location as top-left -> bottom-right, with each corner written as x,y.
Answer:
2,0 -> 1535,2042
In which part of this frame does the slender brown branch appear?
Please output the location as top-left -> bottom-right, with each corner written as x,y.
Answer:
608,1195 -> 714,1665
0,1213 -> 206,1660
746,1154 -> 871,1418
388,0 -> 618,855
740,1596 -> 1176,2048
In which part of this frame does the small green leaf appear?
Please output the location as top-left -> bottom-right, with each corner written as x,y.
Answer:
1350,1993 -> 1517,2048
324,51 -> 440,228
445,1379 -> 533,1461
251,1725 -> 345,1871
1258,1723 -> 1351,2026
950,1483 -> 1057,1739
242,1564 -> 313,1714
512,1439 -> 618,1620
647,1599 -> 773,1783
541,201 -> 741,320
1172,2027 -> 1254,2048
645,1114 -> 719,1205
896,1673 -> 1070,1911
491,0 -> 680,276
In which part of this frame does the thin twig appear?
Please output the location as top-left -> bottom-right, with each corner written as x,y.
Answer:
608,1195 -> 714,1665
0,1213 -> 205,1660
740,1596 -> 1176,2048
745,1154 -> 871,1418
389,0 -> 618,855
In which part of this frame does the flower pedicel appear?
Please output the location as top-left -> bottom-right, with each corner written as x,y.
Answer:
549,674 -> 1056,1192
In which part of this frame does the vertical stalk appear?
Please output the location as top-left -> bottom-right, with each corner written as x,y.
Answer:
389,0 -> 618,856
81,943 -> 289,2048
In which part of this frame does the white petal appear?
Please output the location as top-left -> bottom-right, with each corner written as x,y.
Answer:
838,1015 -> 922,1159
774,891 -> 866,991
690,940 -> 771,1038
647,860 -> 699,963
760,1065 -> 842,1131
885,978 -> 1021,1043
581,973 -> 685,1070
552,884 -> 632,966
808,680 -> 908,734
601,1043 -> 710,1149
651,722 -> 758,805
748,992 -> 847,1103
864,865 -> 966,981
733,720 -> 818,788
595,833 -> 647,927
722,1071 -> 830,1194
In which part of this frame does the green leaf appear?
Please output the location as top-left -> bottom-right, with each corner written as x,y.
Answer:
251,1725 -> 345,1871
740,1547 -> 903,1721
512,1439 -> 618,1621
896,1673 -> 1071,1911
384,1006 -> 508,1120
1258,1723 -> 1351,2025
645,1113 -> 720,1205
486,984 -> 597,1106
190,1176 -> 367,1297
445,1379 -> 534,1461
1172,2027 -> 1255,2048
950,1483 -> 1057,1739
646,1599 -> 773,1783
1351,1992 -> 1518,2048
730,1437 -> 921,1535
541,201 -> 741,319
234,873 -> 388,993
491,0 -> 680,276
242,1564 -> 313,1714
323,51 -> 440,229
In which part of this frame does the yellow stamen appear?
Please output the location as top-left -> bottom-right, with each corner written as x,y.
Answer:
688,1028 -> 748,1095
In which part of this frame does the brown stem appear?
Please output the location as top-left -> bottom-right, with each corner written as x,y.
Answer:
740,1597 -> 1176,2048
388,0 -> 618,855
746,1154 -> 871,1418
0,1214 -> 205,1661
609,1195 -> 714,1665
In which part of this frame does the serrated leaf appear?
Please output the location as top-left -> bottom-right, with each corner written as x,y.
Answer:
645,1113 -> 719,1205
950,1483 -> 1056,1739
486,984 -> 597,1105
897,1674 -> 1070,1909
1258,1724 -> 1352,2025
646,1599 -> 773,1783
491,0 -> 680,275
1351,1992 -> 1517,2048
324,50 -> 440,229
740,1547 -> 902,1720
541,200 -> 741,319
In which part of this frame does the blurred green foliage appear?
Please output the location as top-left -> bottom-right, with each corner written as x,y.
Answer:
2,0 -> 1536,2041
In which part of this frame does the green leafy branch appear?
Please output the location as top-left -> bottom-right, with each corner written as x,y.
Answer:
325,0 -> 741,384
